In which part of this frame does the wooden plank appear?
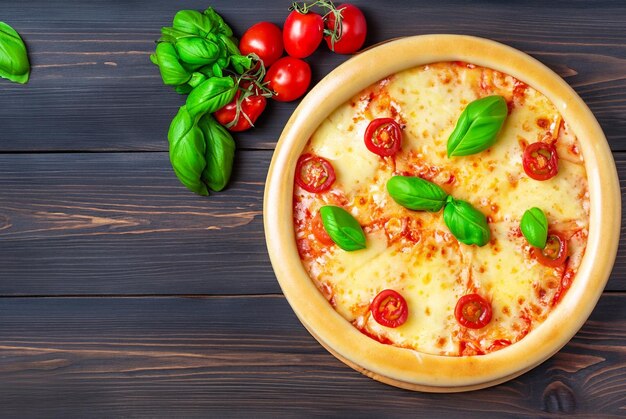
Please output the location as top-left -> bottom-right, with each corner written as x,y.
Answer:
0,294 -> 623,416
0,0 -> 623,152
0,151 -> 624,295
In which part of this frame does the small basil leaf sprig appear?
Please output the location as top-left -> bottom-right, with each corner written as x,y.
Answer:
319,206 -> 366,251
447,95 -> 508,157
168,107 -> 236,196
0,22 -> 30,84
520,207 -> 548,248
443,196 -> 491,246
386,175 -> 448,212
387,175 -> 491,246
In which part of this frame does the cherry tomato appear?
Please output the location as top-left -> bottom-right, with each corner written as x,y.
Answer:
295,153 -> 336,193
523,142 -> 559,181
214,89 -> 267,132
455,294 -> 492,329
364,118 -> 402,157
370,289 -> 408,328
311,212 -> 334,246
266,56 -> 311,102
283,10 -> 324,58
324,4 -> 367,54
534,232 -> 568,267
239,22 -> 284,67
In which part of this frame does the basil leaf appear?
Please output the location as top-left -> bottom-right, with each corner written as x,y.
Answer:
319,206 -> 366,251
0,22 -> 30,84
443,197 -> 490,246
153,42 -> 190,86
186,76 -> 236,118
174,83 -> 193,95
387,175 -> 448,212
203,7 -> 234,37
172,10 -> 212,37
167,106 -> 208,196
520,207 -> 548,248
175,37 -> 221,66
198,114 -> 235,191
447,95 -> 508,157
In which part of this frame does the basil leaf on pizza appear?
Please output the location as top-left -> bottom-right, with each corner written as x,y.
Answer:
447,95 -> 508,157
386,175 -> 448,212
520,207 -> 548,248
443,197 -> 491,246
319,205 -> 366,251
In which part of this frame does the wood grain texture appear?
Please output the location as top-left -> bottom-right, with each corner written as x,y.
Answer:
0,295 -> 624,417
0,151 -> 623,295
0,0 -> 624,151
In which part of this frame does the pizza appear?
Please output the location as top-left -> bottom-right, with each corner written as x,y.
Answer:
292,61 -> 589,357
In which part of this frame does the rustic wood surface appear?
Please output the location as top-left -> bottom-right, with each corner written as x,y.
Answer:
0,0 -> 624,417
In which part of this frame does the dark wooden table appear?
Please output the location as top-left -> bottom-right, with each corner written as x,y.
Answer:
1,0 -> 624,416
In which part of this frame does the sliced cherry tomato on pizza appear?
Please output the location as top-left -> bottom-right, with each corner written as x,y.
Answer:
214,88 -> 267,132
239,22 -> 284,67
265,56 -> 312,102
523,142 -> 558,181
311,211 -> 334,246
364,118 -> 402,157
534,232 -> 568,267
324,4 -> 367,54
370,289 -> 408,328
455,293 -> 492,329
283,9 -> 324,58
295,153 -> 336,193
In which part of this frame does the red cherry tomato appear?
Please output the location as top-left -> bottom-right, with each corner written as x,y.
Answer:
364,118 -> 402,157
534,232 -> 568,267
239,22 -> 284,67
214,89 -> 267,132
295,153 -> 336,193
455,294 -> 492,329
266,57 -> 311,102
523,142 -> 559,181
324,4 -> 367,54
311,212 -> 334,246
283,10 -> 324,58
370,289 -> 408,328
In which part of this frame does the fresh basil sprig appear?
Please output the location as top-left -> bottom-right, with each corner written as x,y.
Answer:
319,206 -> 366,251
447,95 -> 508,157
387,175 -> 448,212
520,207 -> 548,248
0,22 -> 30,84
443,197 -> 491,246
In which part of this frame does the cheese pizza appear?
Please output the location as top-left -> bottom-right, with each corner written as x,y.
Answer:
292,61 -> 589,357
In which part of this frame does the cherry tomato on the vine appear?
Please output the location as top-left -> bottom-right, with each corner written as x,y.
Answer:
239,22 -> 284,67
324,4 -> 367,54
523,141 -> 559,181
364,118 -> 403,157
266,56 -> 311,102
370,289 -> 408,328
534,232 -> 568,268
295,153 -> 336,193
283,9 -> 324,58
455,294 -> 492,329
214,89 -> 267,132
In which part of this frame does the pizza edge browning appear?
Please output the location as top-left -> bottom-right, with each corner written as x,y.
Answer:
292,61 -> 590,357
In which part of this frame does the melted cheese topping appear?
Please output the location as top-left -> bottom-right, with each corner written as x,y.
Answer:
293,62 -> 589,356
